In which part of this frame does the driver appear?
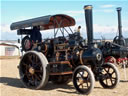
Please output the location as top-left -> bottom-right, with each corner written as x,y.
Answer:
30,26 -> 42,43
30,26 -> 42,51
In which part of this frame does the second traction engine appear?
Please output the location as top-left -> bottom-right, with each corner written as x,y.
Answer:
101,7 -> 128,66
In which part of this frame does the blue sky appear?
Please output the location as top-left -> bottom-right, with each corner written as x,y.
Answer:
1,0 -> 128,40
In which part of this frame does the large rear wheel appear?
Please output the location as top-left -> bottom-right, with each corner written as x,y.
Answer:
73,65 -> 95,95
19,51 -> 49,89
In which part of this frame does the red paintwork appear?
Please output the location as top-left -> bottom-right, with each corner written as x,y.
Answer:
105,56 -> 128,65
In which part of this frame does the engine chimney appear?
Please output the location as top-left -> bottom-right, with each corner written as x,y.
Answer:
117,7 -> 123,45
84,5 -> 93,47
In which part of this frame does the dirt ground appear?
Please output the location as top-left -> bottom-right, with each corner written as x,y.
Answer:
0,59 -> 128,96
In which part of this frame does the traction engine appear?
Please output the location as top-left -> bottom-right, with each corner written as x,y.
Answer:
10,5 -> 120,95
101,7 -> 128,67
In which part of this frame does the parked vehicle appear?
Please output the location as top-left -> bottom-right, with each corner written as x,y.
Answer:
100,7 -> 128,67
10,5 -> 120,95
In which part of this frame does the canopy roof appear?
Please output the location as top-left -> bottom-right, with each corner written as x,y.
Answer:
10,14 -> 76,30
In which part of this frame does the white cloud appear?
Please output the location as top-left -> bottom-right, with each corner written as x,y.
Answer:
0,24 -> 18,40
63,9 -> 114,16
94,9 -> 114,13
100,4 -> 116,8
64,10 -> 83,14
123,27 -> 128,32
78,24 -> 128,39
0,24 -> 15,33
103,9 -> 114,13
93,24 -> 117,33
63,10 -> 84,16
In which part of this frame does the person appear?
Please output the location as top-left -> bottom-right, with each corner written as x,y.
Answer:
30,26 -> 42,43
74,26 -> 81,40
30,26 -> 42,51
75,26 -> 84,47
77,26 -> 81,33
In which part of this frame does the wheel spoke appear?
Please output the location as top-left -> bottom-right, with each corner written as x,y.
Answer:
86,74 -> 89,87
104,68 -> 108,73
78,83 -> 83,87
78,71 -> 84,78
34,62 -> 42,68
25,74 -> 31,80
32,54 -> 36,63
76,77 -> 81,83
86,74 -> 89,80
104,67 -> 110,73
34,74 -> 41,81
31,54 -> 36,66
111,70 -> 115,74
106,79 -> 108,85
25,67 -> 29,75
110,78 -> 113,85
81,85 -> 84,88
86,81 -> 89,87
28,55 -> 33,63
78,72 -> 83,77
22,62 -> 29,69
108,67 -> 110,73
112,77 -> 116,79
82,70 -> 84,75
31,75 -> 35,81
35,55 -> 39,63
35,69 -> 42,73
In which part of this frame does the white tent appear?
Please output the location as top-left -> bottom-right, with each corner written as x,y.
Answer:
0,42 -> 20,58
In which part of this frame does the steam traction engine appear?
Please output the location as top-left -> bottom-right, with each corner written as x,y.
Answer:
101,7 -> 128,67
10,5 -> 120,94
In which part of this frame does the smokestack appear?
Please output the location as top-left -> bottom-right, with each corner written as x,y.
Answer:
117,7 -> 123,45
84,5 -> 93,46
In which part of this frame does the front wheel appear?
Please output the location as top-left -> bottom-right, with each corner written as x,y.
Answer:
73,65 -> 95,95
99,63 -> 120,89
